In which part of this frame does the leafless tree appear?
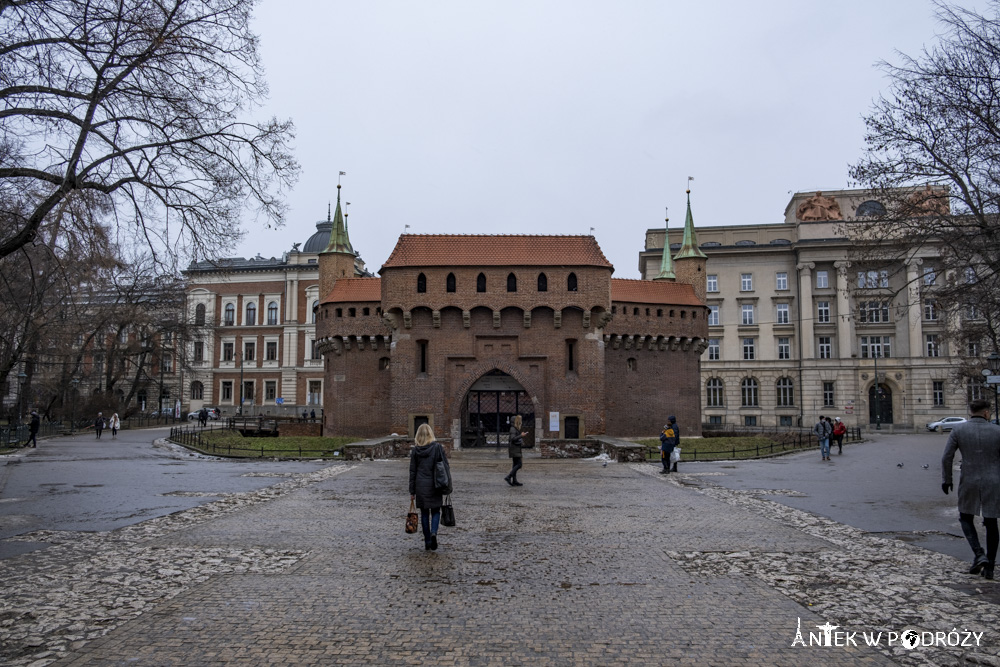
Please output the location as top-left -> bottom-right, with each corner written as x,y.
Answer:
849,0 -> 1000,382
0,0 -> 298,266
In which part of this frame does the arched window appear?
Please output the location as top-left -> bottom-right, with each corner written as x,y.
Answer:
856,200 -> 886,217
194,303 -> 206,326
477,273 -> 486,293
191,381 -> 204,400
507,273 -> 517,292
741,378 -> 759,407
776,377 -> 794,407
446,273 -> 456,293
223,303 -> 235,326
626,357 -> 637,371
417,273 -> 427,293
245,302 -> 256,326
537,273 -> 547,292
706,378 -> 724,407
267,301 -> 279,325
312,300 -> 319,324
567,273 -> 578,291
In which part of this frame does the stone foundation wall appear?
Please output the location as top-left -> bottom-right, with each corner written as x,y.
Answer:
342,437 -> 453,461
539,436 -> 646,463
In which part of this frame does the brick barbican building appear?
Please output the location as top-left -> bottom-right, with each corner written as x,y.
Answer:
315,187 -> 709,445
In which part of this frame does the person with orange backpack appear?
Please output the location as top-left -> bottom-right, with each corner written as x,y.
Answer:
659,416 -> 679,474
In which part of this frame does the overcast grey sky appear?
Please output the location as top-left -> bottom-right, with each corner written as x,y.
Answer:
235,1 -> 977,279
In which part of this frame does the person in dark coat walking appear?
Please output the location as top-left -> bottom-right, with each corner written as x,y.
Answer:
409,423 -> 451,551
94,412 -> 105,440
504,415 -> 526,486
659,416 -> 679,473
27,410 -> 40,447
942,398 -> 1000,579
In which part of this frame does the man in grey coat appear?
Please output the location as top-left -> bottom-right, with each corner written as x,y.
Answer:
942,399 -> 1000,579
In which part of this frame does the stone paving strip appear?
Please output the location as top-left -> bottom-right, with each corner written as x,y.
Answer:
0,464 -> 356,666
629,464 -> 1000,667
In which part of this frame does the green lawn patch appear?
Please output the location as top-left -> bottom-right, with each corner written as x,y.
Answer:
637,436 -> 815,461
178,430 -> 361,458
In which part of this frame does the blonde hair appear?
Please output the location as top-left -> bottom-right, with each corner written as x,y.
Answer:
415,423 -> 435,446
512,415 -> 522,429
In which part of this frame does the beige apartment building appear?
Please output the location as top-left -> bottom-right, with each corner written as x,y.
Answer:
639,188 -> 981,431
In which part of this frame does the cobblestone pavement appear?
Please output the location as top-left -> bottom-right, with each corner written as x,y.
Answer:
1,448 -> 998,666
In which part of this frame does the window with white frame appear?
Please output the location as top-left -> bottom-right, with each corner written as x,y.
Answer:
265,341 -> 278,361
267,301 -> 279,325
707,339 -> 720,361
308,380 -> 322,405
776,377 -> 794,407
741,273 -> 753,291
245,302 -> 256,326
222,341 -> 234,362
860,336 -> 891,358
968,341 -> 980,357
776,272 -> 788,291
707,274 -> 718,292
879,269 -> 889,288
741,377 -> 759,407
741,304 -> 755,325
923,266 -> 936,285
858,300 -> 890,323
818,336 -> 832,359
221,381 -> 233,402
265,380 -> 277,401
777,337 -> 790,360
193,341 -> 204,362
244,341 -> 255,361
933,381 -> 945,406
816,301 -> 830,323
160,352 -> 172,373
968,378 -> 986,402
706,378 -> 724,407
823,382 -> 835,407
816,270 -> 829,289
924,299 -> 937,321
742,337 -> 755,360
776,303 -> 789,325
708,305 -> 720,326
926,334 -> 940,357
223,303 -> 235,326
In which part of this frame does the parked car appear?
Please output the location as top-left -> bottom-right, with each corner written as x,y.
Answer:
926,416 -> 967,432
187,408 -> 221,421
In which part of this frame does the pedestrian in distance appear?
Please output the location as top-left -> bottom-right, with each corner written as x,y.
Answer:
199,407 -> 208,427
814,414 -> 833,461
832,417 -> 847,454
942,398 -> 1000,579
27,410 -> 40,448
504,415 -> 527,486
301,410 -> 308,422
109,413 -> 120,439
659,416 -> 679,474
94,412 -> 105,440
310,408 -> 316,422
409,423 -> 451,551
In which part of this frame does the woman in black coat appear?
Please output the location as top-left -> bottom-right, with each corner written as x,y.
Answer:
505,415 -> 526,487
409,423 -> 450,551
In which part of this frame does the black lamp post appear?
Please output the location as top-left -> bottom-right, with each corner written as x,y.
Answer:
17,370 -> 27,423
70,377 -> 80,433
988,352 -> 1000,420
238,350 -> 244,417
873,348 -> 881,430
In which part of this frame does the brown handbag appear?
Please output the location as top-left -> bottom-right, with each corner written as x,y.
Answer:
405,498 -> 419,534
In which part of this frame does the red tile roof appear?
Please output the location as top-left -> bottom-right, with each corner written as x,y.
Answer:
381,235 -> 613,270
611,279 -> 702,306
322,278 -> 381,304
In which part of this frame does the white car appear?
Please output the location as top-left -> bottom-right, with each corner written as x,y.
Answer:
187,408 -> 220,421
926,416 -> 967,432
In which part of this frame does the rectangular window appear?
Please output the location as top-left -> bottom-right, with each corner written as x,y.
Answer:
193,341 -> 204,362
707,339 -> 720,361
776,272 -> 788,291
923,266 -> 936,285
776,303 -> 789,325
707,274 -> 718,292
308,380 -> 323,405
933,381 -> 945,406
160,352 -> 172,373
779,416 -> 793,427
777,337 -> 790,360
857,271 -> 866,288
222,342 -> 234,362
741,304 -> 755,325
742,337 -> 755,360
860,336 -> 892,358
924,299 -> 937,321
858,301 -> 890,323
163,331 -> 173,344
823,382 -> 835,407
744,415 -> 757,427
967,303 -> 981,320
706,379 -> 724,407
818,336 -> 832,359
708,305 -> 720,326
566,340 -> 575,372
816,301 -> 830,324
741,273 -> 753,291
816,270 -> 829,289
244,341 -> 255,361
310,339 -> 318,360
968,341 -> 980,357
709,416 -> 723,425
265,380 -> 277,401
926,334 -> 940,357
266,341 -> 278,361
879,269 -> 889,288
418,340 -> 428,374
242,380 -> 254,404
221,381 -> 233,402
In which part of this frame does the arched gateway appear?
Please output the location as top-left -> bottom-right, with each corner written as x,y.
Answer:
461,370 -> 535,448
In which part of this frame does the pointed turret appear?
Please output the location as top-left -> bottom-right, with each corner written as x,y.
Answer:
654,210 -> 675,281
319,183 -> 358,300
323,184 -> 354,255
672,189 -> 707,303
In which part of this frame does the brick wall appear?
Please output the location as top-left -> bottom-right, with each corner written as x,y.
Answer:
279,422 -> 322,437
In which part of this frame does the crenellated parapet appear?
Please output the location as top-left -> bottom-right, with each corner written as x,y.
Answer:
603,333 -> 707,353
315,334 -> 392,357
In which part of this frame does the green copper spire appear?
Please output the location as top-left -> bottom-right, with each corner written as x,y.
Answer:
654,209 -> 675,280
323,184 -> 354,255
674,189 -> 707,260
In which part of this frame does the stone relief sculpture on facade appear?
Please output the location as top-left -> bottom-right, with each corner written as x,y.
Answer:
797,192 -> 843,221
